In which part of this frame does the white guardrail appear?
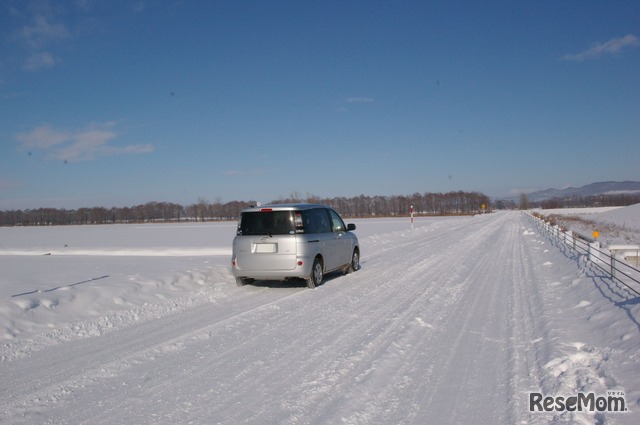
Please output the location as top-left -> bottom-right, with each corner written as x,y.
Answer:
526,212 -> 640,296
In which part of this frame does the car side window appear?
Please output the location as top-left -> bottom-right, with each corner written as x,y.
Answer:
317,209 -> 332,233
302,208 -> 331,233
328,209 -> 346,233
301,210 -> 315,233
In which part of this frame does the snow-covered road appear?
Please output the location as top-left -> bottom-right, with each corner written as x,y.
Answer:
1,212 -> 638,424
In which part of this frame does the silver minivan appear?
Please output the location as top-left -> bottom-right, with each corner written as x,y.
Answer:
231,204 -> 360,288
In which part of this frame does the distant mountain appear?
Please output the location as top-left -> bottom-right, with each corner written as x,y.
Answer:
524,181 -> 640,202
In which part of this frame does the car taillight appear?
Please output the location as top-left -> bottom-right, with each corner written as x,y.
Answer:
297,261 -> 303,266
260,208 -> 273,212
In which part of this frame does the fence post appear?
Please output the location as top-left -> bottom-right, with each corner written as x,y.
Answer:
611,255 -> 616,279
565,230 -> 573,250
589,241 -> 600,264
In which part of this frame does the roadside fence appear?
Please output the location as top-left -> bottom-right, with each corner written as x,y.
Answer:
526,212 -> 640,296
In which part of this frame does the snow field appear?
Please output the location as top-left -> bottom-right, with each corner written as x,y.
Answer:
1,212 -> 639,424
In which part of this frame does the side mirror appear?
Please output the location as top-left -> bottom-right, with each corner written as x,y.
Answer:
347,223 -> 356,231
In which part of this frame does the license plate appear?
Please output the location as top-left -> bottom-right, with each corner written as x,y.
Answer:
255,243 -> 276,253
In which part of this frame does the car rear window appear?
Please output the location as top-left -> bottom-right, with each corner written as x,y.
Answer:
238,211 -> 295,235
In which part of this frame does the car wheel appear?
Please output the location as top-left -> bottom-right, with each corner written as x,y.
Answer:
307,257 -> 323,288
347,248 -> 360,273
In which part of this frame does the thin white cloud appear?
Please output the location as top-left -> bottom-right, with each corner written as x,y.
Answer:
16,123 -> 154,162
9,5 -> 73,73
132,2 -> 146,13
346,97 -> 375,103
16,125 -> 70,149
108,144 -> 154,155
562,34 -> 640,61
75,0 -> 90,10
52,127 -> 119,162
17,15 -> 71,48
339,97 -> 374,112
23,51 -> 60,71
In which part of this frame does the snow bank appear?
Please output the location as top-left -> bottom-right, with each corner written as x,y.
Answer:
535,204 -> 640,246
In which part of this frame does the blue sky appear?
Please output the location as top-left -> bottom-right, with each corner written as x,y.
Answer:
1,0 -> 639,209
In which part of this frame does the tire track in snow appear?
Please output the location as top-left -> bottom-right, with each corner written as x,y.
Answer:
283,213 -> 523,424
328,212 -> 551,424
505,217 -> 553,423
396,213 -> 516,423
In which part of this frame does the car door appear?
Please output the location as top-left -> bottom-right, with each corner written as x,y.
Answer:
325,208 -> 351,270
300,208 -> 332,266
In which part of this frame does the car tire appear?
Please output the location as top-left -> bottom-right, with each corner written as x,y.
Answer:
307,257 -> 323,288
347,248 -> 360,273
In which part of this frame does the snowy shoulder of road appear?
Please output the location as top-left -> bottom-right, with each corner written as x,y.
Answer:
534,203 -> 640,235
1,211 -> 639,424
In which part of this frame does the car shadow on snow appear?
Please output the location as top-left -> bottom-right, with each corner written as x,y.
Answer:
246,270 -> 349,289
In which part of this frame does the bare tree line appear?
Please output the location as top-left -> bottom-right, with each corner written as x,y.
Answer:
0,191 -> 491,226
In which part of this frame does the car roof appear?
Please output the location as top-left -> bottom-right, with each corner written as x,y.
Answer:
241,203 -> 330,213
